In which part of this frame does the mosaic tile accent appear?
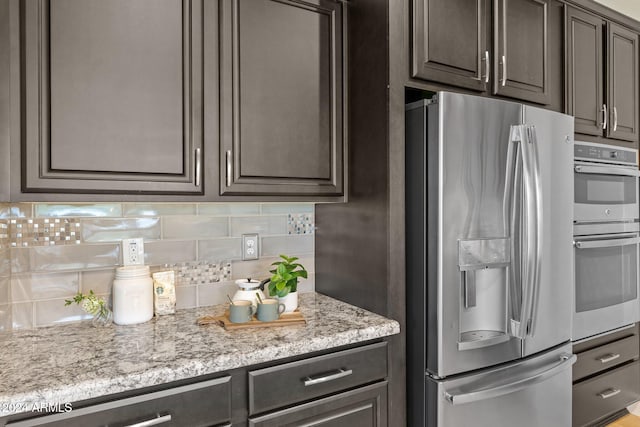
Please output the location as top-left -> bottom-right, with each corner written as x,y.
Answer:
164,261 -> 232,286
9,218 -> 82,247
287,213 -> 315,234
0,221 -> 8,249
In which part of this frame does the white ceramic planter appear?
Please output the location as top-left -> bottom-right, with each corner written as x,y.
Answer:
278,291 -> 298,313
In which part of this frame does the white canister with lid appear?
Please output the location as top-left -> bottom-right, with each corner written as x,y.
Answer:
113,265 -> 154,325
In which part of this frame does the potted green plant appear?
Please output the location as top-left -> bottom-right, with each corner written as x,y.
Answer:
268,254 -> 307,312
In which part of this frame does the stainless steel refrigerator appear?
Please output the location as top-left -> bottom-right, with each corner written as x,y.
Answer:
406,92 -> 576,427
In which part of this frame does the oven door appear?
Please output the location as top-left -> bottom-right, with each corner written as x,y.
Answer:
574,163 -> 639,222
573,232 -> 640,340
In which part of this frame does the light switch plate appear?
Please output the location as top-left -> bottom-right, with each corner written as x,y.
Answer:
242,233 -> 259,260
122,238 -> 145,265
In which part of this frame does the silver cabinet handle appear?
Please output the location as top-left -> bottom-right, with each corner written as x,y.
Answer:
225,150 -> 232,187
598,388 -> 621,399
483,51 -> 490,84
613,106 -> 618,131
194,148 -> 201,187
500,55 -> 507,86
597,353 -> 621,364
124,414 -> 172,427
575,236 -> 640,249
602,104 -> 608,130
303,368 -> 353,386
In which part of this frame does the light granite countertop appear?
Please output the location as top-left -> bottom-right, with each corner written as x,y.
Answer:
0,292 -> 399,417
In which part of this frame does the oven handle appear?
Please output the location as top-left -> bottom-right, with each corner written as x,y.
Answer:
575,236 -> 640,249
574,164 -> 640,177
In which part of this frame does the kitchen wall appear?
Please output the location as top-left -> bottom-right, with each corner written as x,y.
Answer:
0,202 -> 315,332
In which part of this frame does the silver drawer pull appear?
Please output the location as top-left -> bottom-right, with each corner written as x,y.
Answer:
303,368 -> 353,386
124,414 -> 172,427
598,388 -> 621,399
597,353 -> 621,364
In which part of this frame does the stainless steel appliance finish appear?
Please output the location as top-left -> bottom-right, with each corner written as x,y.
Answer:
406,92 -> 575,427
572,222 -> 640,341
574,141 -> 639,223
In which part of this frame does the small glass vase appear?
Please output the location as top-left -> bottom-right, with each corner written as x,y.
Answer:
91,306 -> 113,327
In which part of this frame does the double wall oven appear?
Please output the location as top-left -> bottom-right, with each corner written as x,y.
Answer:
573,141 -> 640,341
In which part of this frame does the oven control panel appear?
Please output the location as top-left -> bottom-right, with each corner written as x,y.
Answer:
574,142 -> 637,166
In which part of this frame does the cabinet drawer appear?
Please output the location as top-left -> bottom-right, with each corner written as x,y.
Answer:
6,376 -> 231,427
573,334 -> 639,381
573,361 -> 640,427
248,342 -> 387,415
248,381 -> 388,427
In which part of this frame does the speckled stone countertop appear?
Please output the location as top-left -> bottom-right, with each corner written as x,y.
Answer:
0,292 -> 399,416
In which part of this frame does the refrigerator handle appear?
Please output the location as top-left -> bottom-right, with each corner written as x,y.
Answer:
508,125 -> 542,339
443,354 -> 576,405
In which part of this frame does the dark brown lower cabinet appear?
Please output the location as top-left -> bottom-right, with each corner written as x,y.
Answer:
248,382 -> 388,427
1,341 -> 389,427
572,325 -> 640,427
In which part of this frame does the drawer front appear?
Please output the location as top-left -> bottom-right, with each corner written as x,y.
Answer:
573,361 -> 640,427
248,382 -> 388,427
6,376 -> 231,427
249,342 -> 387,415
573,334 -> 640,381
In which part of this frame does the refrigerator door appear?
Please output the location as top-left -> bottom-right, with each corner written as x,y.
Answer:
520,106 -> 574,356
427,343 -> 575,427
428,93 -> 522,377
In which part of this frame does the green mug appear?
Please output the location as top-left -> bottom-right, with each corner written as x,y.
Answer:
229,300 -> 255,323
256,298 -> 286,322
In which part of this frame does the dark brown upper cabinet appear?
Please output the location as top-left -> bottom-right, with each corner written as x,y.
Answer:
18,0 -> 205,195
566,6 -> 639,146
411,0 -> 490,92
412,0 -> 553,105
493,0 -> 550,104
218,0 -> 345,196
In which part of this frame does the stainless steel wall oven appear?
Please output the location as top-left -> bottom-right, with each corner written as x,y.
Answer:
573,142 -> 640,341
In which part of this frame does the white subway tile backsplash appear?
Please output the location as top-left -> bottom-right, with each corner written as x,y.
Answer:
123,203 -> 197,217
1,202 -> 315,332
261,235 -> 314,256
81,269 -> 115,295
144,240 -> 197,265
81,218 -> 161,242
198,238 -> 242,260
230,216 -> 287,236
0,277 -> 8,304
11,272 -> 79,301
198,203 -> 261,216
0,304 -> 11,332
176,286 -> 197,309
12,302 -> 33,329
35,203 -> 122,218
27,244 -> 120,272
260,203 -> 314,214
197,281 -> 237,307
35,298 -> 92,327
163,216 -> 229,239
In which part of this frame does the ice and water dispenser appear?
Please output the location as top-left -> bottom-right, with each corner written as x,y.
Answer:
457,238 -> 511,350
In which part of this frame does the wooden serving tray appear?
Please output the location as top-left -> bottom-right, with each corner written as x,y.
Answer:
197,310 -> 306,330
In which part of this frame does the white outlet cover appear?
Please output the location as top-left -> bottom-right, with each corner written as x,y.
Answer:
242,234 -> 259,260
122,238 -> 145,265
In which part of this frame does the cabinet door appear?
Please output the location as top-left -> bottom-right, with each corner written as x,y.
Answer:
411,0 -> 490,92
607,22 -> 639,143
249,382 -> 387,427
20,0 -> 204,194
494,0 -> 549,104
219,0 -> 344,196
566,7 -> 604,137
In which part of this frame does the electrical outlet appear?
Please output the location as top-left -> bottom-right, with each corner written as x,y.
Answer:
122,238 -> 145,265
242,233 -> 259,260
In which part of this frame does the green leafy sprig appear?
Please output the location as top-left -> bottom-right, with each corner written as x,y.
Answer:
268,254 -> 308,298
65,290 -> 108,317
